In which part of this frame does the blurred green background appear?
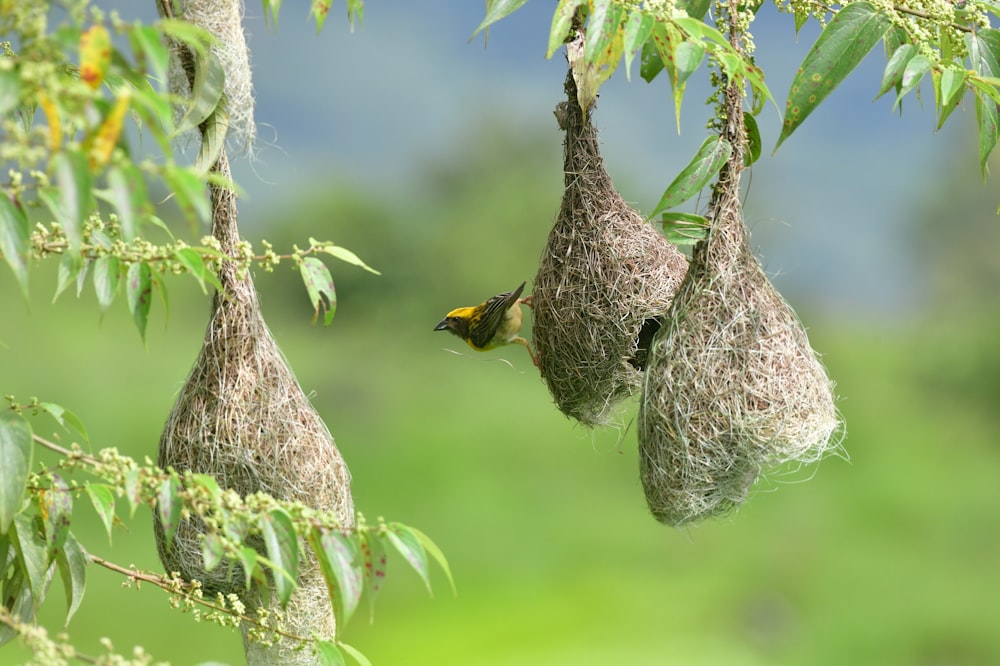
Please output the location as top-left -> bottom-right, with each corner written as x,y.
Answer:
4,2 -> 1000,665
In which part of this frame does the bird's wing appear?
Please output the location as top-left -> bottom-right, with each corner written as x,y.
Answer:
469,282 -> 525,349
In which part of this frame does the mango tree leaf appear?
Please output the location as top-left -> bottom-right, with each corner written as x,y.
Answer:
194,106 -> 229,175
309,527 -> 362,627
124,468 -> 142,518
172,48 -> 225,138
36,403 -> 88,444
93,255 -> 121,311
174,247 -> 222,294
976,89 -> 998,178
89,89 -> 130,169
55,531 -> 86,626
0,412 -> 32,534
126,262 -> 153,342
101,163 -> 150,241
640,34 -> 664,83
680,0 -> 712,20
201,531 -> 224,573
968,31 -> 1000,175
472,0 -> 529,40
0,69 -> 20,115
162,167 -> 211,226
129,24 -> 169,85
0,195 -> 29,299
337,642 -> 372,666
46,151 -> 94,253
776,1 -> 891,150
79,24 -> 112,90
547,0 -> 584,58
300,257 -> 336,326
584,0 -> 622,64
85,483 -> 115,543
52,252 -> 83,303
386,523 -> 431,595
258,508 -> 299,608
648,136 -> 731,219
744,111 -> 762,166
359,529 -> 386,621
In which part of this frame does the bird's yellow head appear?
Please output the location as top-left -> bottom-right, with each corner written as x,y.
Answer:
434,306 -> 474,340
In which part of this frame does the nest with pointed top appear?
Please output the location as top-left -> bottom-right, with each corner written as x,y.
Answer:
637,152 -> 841,527
532,72 -> 689,427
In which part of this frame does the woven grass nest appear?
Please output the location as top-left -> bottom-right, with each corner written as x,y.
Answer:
532,52 -> 689,427
637,100 -> 840,527
154,157 -> 354,636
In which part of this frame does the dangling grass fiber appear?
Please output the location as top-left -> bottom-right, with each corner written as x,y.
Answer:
532,30 -> 689,427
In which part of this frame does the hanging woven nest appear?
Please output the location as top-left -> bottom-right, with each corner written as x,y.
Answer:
637,83 -> 840,527
532,33 -> 689,427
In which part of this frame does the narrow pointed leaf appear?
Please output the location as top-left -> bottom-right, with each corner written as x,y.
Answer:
936,68 -> 966,129
124,468 -> 142,518
39,474 -> 72,562
776,1 -> 891,150
472,0 -> 529,39
680,0 -> 712,20
317,242 -> 381,275
48,151 -> 93,253
130,24 -> 169,85
744,111 -> 762,166
877,43 -> 916,99
85,483 -> 115,542
103,163 -> 149,240
976,90 -> 999,177
80,24 -> 112,90
407,526 -> 455,596
12,514 -> 49,611
0,412 -> 32,534
0,195 -> 29,299
386,523 -> 431,594
584,0 -> 620,64
157,474 -> 182,551
126,262 -> 152,341
258,507 -> 299,608
648,136 -> 731,219
201,531 -> 224,573
309,527 -> 363,627
895,53 -> 930,106
622,11 -> 654,80
174,247 -> 222,294
172,49 -> 225,138
0,69 -> 20,115
55,532 -> 86,626
338,642 -> 372,666
52,252 -> 83,303
194,106 -> 229,175
315,640 -> 346,666
659,212 -> 710,244
37,403 -> 88,443
300,257 -> 336,326
163,167 -> 211,225
547,0 -> 583,59
359,529 -> 387,621
90,89 -> 130,168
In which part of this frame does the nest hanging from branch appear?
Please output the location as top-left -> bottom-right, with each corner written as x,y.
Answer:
532,35 -> 689,427
637,75 -> 840,527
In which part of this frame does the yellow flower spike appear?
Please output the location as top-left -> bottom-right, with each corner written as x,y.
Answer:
80,24 -> 112,90
37,91 -> 62,151
90,88 -> 130,169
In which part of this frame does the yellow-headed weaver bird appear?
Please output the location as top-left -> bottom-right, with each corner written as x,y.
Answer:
434,281 -> 539,367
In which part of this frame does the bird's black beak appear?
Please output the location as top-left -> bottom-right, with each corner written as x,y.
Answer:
434,319 -> 450,332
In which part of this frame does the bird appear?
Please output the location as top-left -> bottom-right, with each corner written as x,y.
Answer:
434,281 -> 539,367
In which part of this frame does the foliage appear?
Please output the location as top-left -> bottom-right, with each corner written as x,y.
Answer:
0,397 -> 451,664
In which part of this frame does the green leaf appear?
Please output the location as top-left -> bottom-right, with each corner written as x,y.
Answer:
163,167 -> 211,225
0,195 -> 29,299
877,43 -> 916,100
300,256 -> 336,326
36,402 -> 88,443
681,0 -> 712,20
359,529 -> 386,621
124,468 -> 142,518
309,527 -> 363,627
0,412 -> 32,534
52,252 -> 83,303
195,106 -> 229,175
659,212 -> 710,244
311,0 -> 331,32
315,640 -> 346,666
11,514 -> 49,611
472,0 -> 529,40
406,526 -> 455,596
159,19 -> 215,60
172,48 -> 226,138
126,262 -> 153,342
316,241 -> 381,275
85,483 -> 116,542
936,68 -> 966,129
157,474 -> 182,551
39,474 -> 72,562
0,564 -> 31,647
776,2 -> 891,150
896,53 -> 931,107
238,545 -> 261,591
584,0 -> 622,65
93,255 -> 121,311
55,531 -> 86,626
174,247 -> 222,294
547,0 -> 584,59
640,32 -> 664,83
258,508 -> 300,608
975,88 -> 998,178
201,531 -> 224,573
744,112 -> 762,166
129,24 -> 169,86
337,642 -> 372,666
49,151 -> 94,253
386,523 -> 432,595
670,39 -> 705,130
648,136 -> 731,219
0,68 -> 20,115
103,164 -> 149,240
622,11 -> 654,80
